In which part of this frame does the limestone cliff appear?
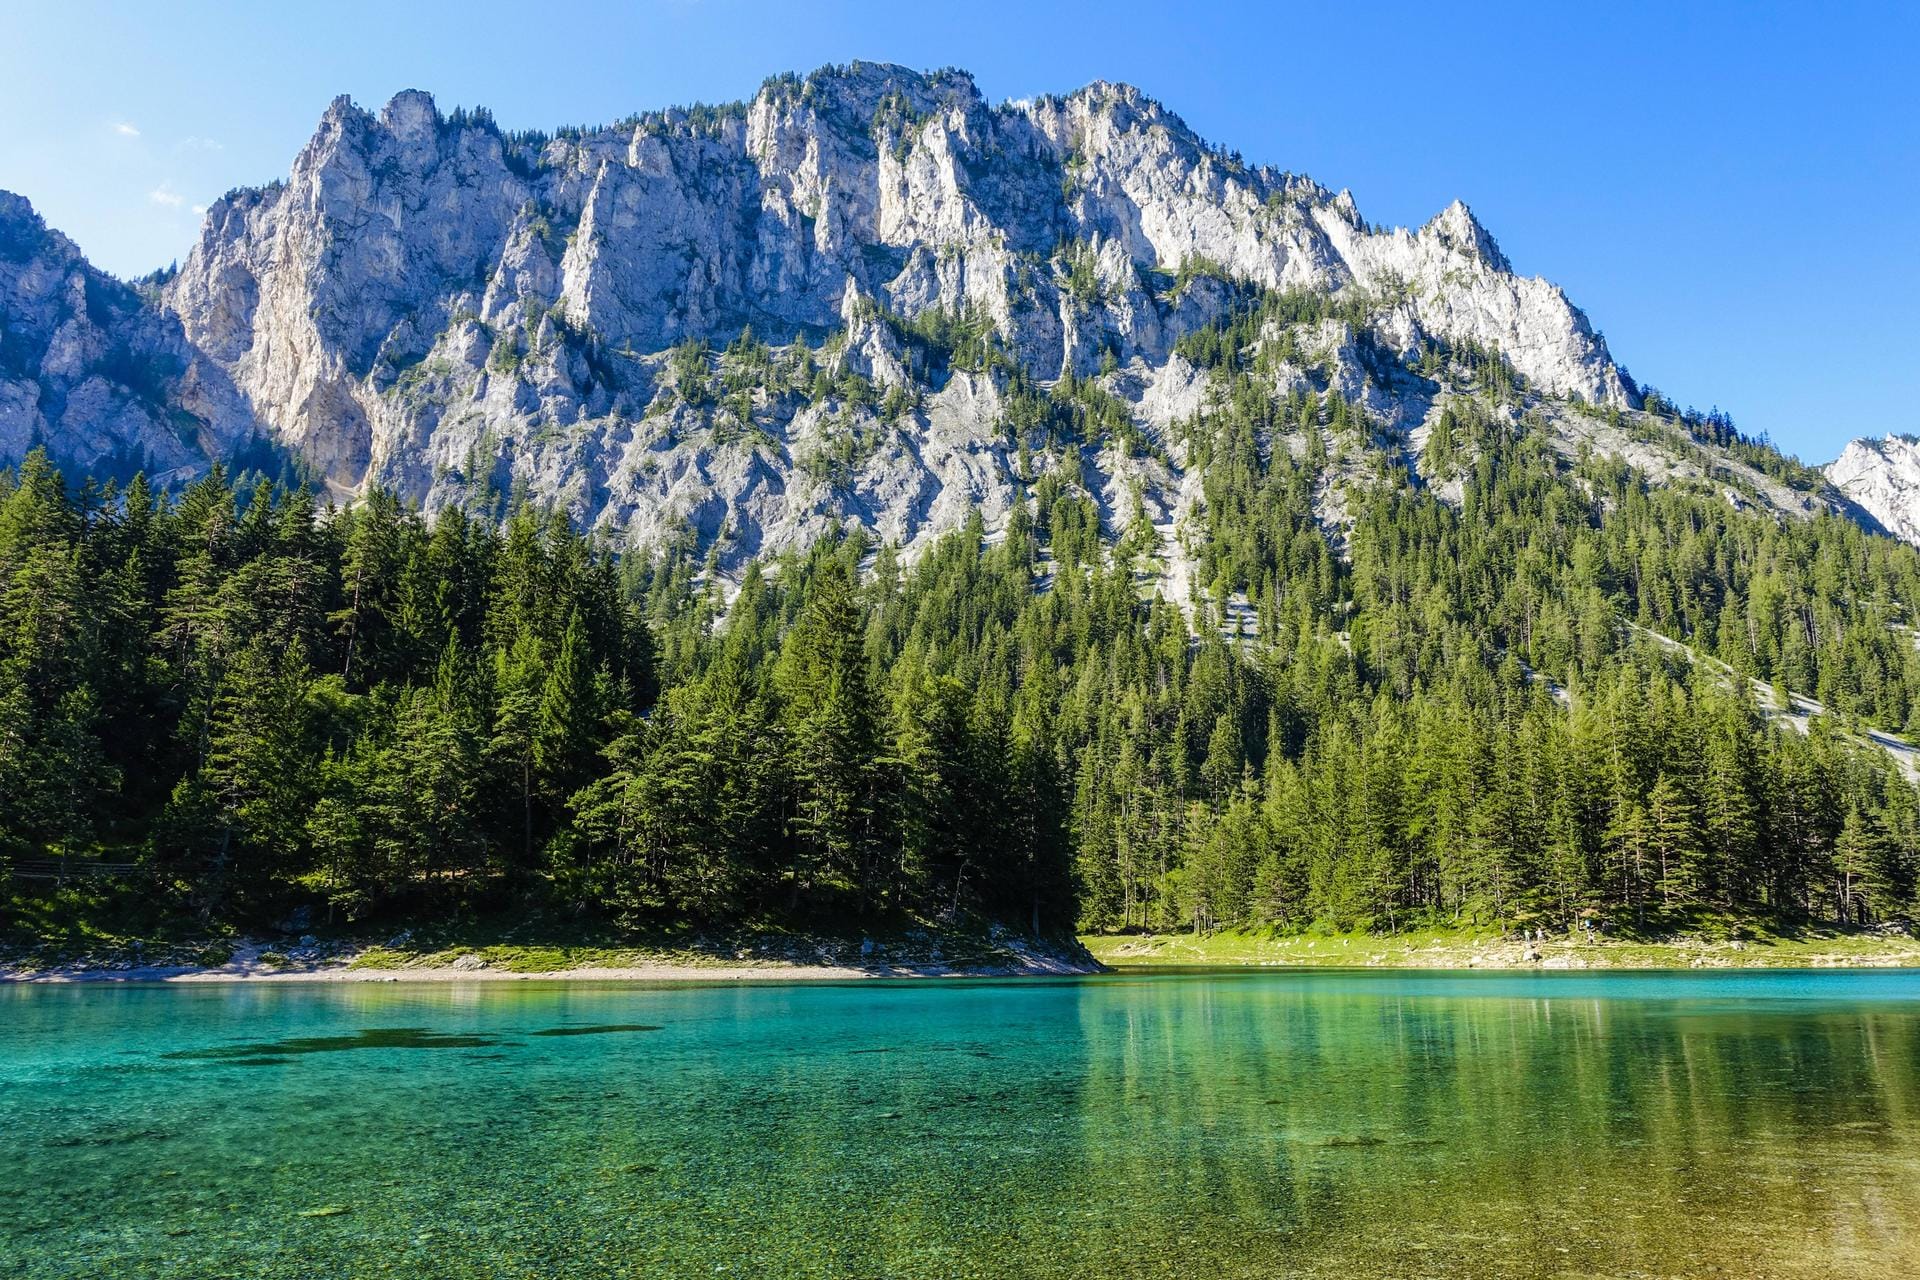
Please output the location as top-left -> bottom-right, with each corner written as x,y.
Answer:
1826,436 -> 1920,545
3,63 -> 1856,578
0,193 -> 247,483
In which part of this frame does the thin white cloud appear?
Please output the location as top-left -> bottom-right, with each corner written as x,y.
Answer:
113,121 -> 141,138
191,204 -> 207,216
149,184 -> 185,208
177,136 -> 224,152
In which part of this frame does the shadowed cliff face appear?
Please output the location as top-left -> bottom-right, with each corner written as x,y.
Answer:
13,61 -> 1788,575
0,193 -> 249,484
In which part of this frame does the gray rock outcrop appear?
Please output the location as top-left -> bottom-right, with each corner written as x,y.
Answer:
15,62 -> 1859,584
1825,435 -> 1920,545
0,193 -> 246,484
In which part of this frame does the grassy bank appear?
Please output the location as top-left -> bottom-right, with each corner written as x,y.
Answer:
1082,924 -> 1920,969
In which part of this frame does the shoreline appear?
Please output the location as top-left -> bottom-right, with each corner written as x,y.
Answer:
10,928 -> 1918,982
1083,929 -> 1920,970
0,934 -> 1103,984
0,961 -> 1047,984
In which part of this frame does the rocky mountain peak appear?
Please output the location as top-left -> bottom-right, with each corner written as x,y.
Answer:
380,88 -> 441,140
8,64 -> 1772,577
1423,200 -> 1510,273
1825,435 -> 1920,544
1,191 -> 60,256
0,192 -> 241,480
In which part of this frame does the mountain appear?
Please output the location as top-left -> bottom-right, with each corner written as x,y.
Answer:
0,193 -> 251,484
1,62 -> 1860,582
1826,435 -> 1920,545
6,63 -> 1920,948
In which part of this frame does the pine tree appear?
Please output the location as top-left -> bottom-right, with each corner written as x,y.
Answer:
535,607 -> 600,802
1833,805 -> 1891,926
776,560 -> 893,905
160,639 -> 314,910
489,632 -> 544,867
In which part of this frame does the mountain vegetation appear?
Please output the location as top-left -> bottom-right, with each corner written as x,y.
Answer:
5,348 -> 1918,941
4,64 -> 1918,949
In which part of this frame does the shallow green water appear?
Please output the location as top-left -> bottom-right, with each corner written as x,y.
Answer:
3,969 -> 1917,1278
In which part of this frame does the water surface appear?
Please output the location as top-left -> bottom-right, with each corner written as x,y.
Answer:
2,969 -> 1916,1278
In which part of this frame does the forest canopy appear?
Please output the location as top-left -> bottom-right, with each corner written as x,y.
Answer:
3,382 -> 1920,942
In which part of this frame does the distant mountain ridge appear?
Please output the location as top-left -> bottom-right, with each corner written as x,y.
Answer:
0,193 -> 244,485
0,61 -> 1891,571
1825,435 -> 1920,546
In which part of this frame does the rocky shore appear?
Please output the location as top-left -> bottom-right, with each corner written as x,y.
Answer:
0,929 -> 1102,983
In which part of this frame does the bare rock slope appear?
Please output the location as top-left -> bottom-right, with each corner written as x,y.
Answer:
0,62 -> 1871,575
1826,436 -> 1920,546
0,194 -> 247,483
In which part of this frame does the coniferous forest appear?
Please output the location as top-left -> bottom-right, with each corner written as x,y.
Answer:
5,363 -> 1920,943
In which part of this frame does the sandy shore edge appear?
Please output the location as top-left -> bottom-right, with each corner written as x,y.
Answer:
2,962 -> 958,984
0,938 -> 1103,984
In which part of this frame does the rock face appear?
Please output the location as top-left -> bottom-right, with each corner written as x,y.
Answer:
0,193 -> 249,483
1826,436 -> 1920,545
2,61 -> 1860,574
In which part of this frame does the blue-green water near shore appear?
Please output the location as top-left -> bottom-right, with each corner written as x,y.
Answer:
2,970 -> 1917,1278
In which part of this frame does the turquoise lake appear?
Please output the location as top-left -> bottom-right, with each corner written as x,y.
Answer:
2,969 -> 1917,1278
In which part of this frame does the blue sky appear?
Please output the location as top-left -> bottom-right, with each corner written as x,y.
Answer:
2,1 -> 1914,460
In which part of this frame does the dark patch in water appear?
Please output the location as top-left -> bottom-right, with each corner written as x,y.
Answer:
1318,1135 -> 1385,1149
48,1127 -> 177,1148
163,1028 -> 497,1061
223,1056 -> 295,1067
848,1047 -> 896,1054
529,1024 -> 662,1037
